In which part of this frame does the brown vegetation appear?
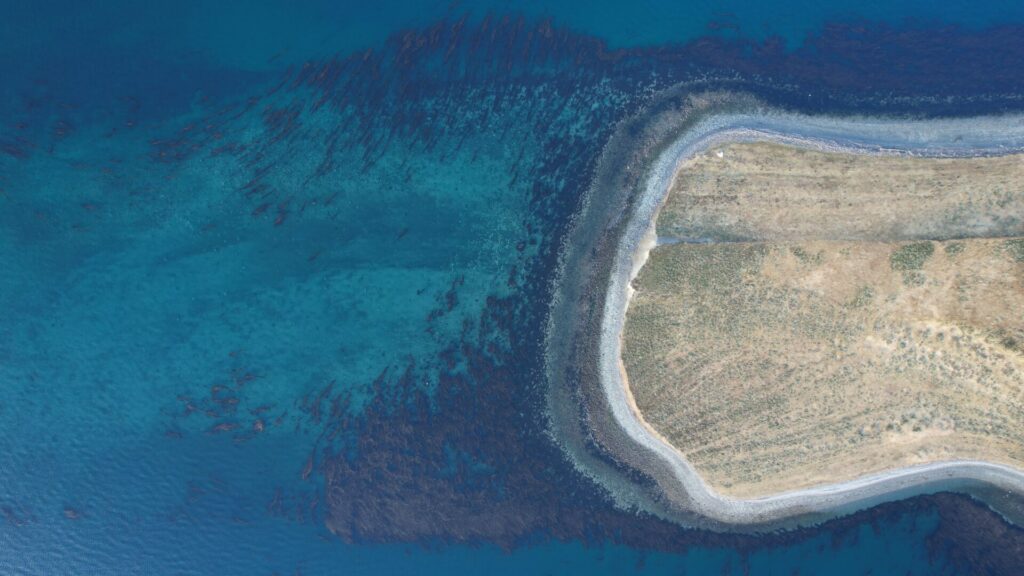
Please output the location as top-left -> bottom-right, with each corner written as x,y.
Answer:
624,142 -> 1024,497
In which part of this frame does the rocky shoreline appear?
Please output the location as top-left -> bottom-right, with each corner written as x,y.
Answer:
545,89 -> 1024,530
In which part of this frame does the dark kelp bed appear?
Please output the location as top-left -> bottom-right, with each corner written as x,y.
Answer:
4,13 -> 1024,574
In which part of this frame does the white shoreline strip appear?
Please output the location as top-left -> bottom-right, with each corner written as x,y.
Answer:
600,112 -> 1024,524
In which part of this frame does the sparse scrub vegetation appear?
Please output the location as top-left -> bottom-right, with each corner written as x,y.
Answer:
1005,238 -> 1024,262
945,241 -> 965,256
890,242 -> 935,271
624,142 -> 1024,497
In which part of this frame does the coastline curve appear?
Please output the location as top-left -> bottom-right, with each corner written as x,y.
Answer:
545,88 -> 1024,531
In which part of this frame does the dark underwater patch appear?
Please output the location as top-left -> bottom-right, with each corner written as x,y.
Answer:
6,11 -> 1024,573
133,14 -> 1024,563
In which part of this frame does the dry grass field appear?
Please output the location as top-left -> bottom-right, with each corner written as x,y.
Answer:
623,142 -> 1024,497
658,142 -> 1024,242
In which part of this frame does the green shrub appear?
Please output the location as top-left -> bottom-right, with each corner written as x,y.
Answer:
1004,238 -> 1024,262
891,242 -> 935,271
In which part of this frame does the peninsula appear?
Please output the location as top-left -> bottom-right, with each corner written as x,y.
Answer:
623,142 -> 1024,498
546,94 -> 1024,529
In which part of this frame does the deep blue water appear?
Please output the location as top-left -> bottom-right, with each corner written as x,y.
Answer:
2,2 -> 1024,575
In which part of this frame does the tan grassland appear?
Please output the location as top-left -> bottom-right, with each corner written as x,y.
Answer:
623,142 -> 1024,498
658,141 -> 1024,242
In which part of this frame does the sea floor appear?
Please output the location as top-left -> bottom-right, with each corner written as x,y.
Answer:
2,2 -> 1024,574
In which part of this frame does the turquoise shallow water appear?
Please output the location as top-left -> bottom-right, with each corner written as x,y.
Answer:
1,2 -> 1024,575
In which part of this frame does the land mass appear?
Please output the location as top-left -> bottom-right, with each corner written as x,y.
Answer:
623,141 -> 1024,498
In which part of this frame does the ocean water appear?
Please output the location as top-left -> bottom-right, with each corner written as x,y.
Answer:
2,2 -> 1024,575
